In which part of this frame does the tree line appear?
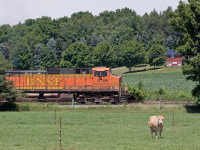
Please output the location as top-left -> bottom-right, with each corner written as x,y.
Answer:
0,7 -> 178,71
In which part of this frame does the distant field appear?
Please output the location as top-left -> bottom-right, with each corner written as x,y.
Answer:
112,65 -> 182,75
1,105 -> 200,150
122,72 -> 196,92
112,66 -> 196,92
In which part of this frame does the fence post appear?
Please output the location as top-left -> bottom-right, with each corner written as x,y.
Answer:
72,98 -> 74,110
60,117 -> 61,147
173,109 -> 174,126
159,98 -> 161,110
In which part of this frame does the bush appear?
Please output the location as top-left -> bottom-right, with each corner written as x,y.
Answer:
138,80 -> 144,90
128,85 -> 146,102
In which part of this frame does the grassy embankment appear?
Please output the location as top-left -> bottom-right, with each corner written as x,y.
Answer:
0,104 -> 200,150
112,65 -> 198,103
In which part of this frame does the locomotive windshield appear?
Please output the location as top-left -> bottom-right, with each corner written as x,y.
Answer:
94,71 -> 108,77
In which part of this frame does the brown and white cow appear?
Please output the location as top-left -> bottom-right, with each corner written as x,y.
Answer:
148,115 -> 166,138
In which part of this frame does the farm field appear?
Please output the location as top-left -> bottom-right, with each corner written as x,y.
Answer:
112,65 -> 196,92
122,72 -> 196,92
0,105 -> 200,150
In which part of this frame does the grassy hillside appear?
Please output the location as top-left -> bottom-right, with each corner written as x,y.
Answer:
112,65 -> 182,75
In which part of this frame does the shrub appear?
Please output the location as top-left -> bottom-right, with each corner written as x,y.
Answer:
128,85 -> 146,102
138,80 -> 144,90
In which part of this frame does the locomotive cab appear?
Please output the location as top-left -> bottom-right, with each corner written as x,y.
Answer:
92,67 -> 122,90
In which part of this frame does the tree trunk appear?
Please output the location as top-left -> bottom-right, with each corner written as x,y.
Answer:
129,67 -> 131,72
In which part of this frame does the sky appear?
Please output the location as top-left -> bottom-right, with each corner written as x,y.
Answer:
0,0 -> 181,26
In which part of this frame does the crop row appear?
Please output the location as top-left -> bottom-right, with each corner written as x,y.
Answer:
122,72 -> 196,93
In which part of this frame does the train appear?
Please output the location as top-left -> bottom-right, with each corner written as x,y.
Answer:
4,67 -> 126,104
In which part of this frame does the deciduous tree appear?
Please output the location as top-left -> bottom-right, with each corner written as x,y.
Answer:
169,0 -> 200,100
148,44 -> 166,68
122,40 -> 146,72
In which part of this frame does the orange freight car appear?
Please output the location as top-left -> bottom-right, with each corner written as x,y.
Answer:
5,67 -> 122,104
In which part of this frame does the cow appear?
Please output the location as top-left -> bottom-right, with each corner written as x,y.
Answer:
148,115 -> 166,138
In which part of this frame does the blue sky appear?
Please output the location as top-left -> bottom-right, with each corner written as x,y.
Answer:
0,0 -> 181,26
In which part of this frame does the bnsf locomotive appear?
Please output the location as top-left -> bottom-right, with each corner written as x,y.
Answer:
5,67 -> 123,104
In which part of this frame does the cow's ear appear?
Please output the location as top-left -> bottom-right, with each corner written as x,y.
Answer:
156,116 -> 158,118
163,117 -> 166,119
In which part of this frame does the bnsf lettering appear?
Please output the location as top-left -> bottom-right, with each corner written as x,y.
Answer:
26,78 -> 62,86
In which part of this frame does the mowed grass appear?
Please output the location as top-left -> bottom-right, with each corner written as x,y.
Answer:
112,65 -> 182,75
1,105 -> 200,150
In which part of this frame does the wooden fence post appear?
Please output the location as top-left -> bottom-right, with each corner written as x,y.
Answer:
60,117 -> 61,147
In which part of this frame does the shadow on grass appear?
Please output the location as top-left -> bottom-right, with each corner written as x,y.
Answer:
184,104 -> 200,113
123,67 -> 161,74
0,102 -> 29,111
134,64 -> 148,68
148,68 -> 162,71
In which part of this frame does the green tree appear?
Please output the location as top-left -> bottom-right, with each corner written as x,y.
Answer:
148,44 -> 166,68
56,38 -> 63,65
110,26 -> 135,46
169,0 -> 200,100
146,33 -> 165,51
0,43 -> 5,59
91,34 -> 99,47
46,38 -> 56,54
79,37 -> 86,44
10,42 -> 33,70
94,41 -> 116,67
19,49 -> 33,70
166,36 -> 174,50
0,53 -> 21,101
122,40 -> 146,72
34,44 -> 42,70
60,42 -> 93,68
102,16 -> 109,25
39,47 -> 57,69
98,35 -> 104,44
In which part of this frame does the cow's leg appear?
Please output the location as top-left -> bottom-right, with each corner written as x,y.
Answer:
155,131 -> 157,138
151,130 -> 153,138
159,131 -> 162,138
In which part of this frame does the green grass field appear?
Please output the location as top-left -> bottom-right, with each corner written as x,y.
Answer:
112,65 -> 182,75
112,65 -> 196,92
122,72 -> 196,92
1,104 -> 200,150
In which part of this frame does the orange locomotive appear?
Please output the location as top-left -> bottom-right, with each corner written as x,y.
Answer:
5,67 -> 122,104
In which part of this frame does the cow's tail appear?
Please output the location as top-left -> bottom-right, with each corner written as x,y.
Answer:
148,118 -> 150,124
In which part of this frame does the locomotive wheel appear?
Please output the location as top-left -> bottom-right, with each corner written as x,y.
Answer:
81,102 -> 86,104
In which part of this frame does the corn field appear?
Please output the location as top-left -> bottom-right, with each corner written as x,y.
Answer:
122,72 -> 197,93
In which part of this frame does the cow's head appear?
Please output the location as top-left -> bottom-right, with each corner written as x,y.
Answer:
157,115 -> 166,125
